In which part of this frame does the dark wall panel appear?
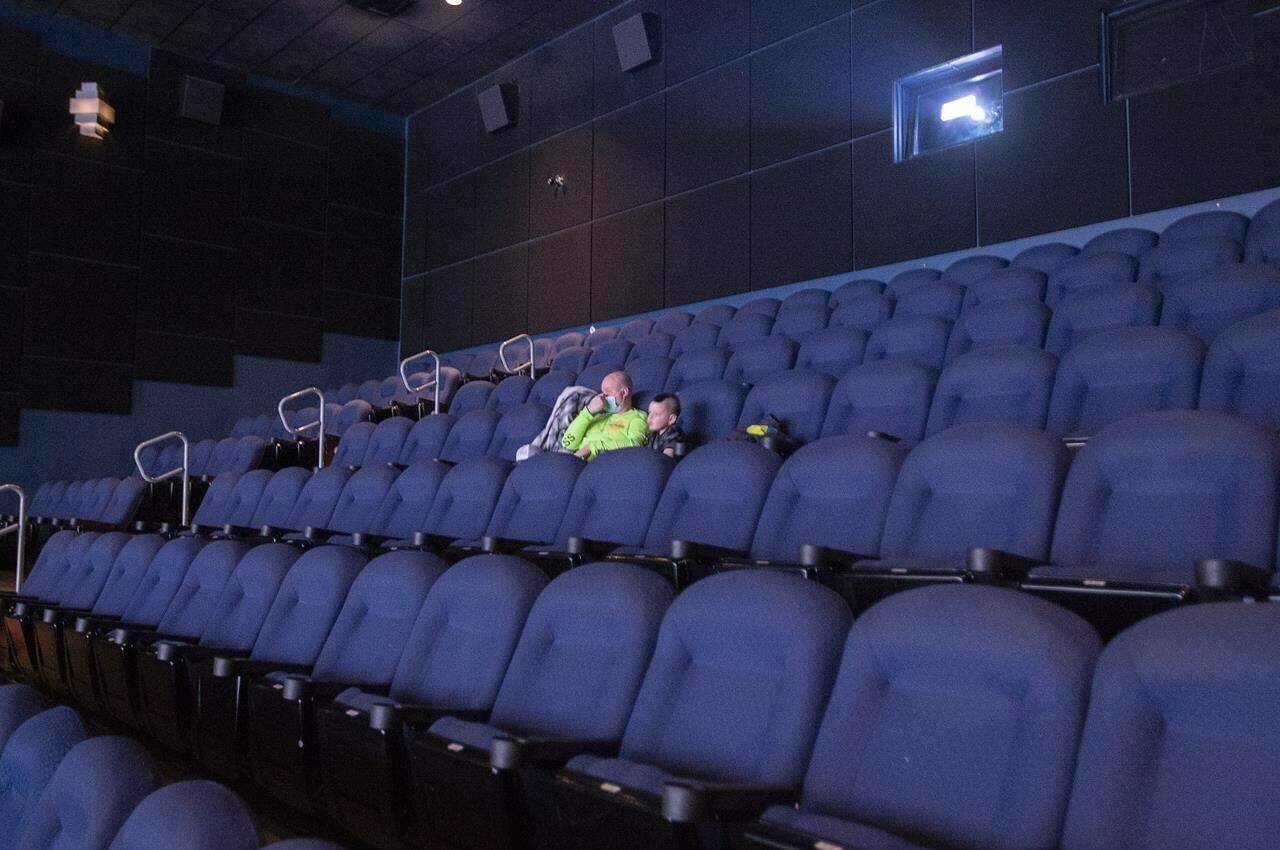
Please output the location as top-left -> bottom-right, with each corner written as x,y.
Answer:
977,69 -> 1129,245
144,139 -> 242,248
751,0 -> 849,49
593,93 -> 665,218
476,150 -> 530,253
473,244 -> 529,344
243,130 -> 328,231
21,357 -> 134,414
139,236 -> 237,336
592,202 -> 664,320
529,124 -> 593,237
0,180 -> 30,289
0,286 -> 23,368
425,90 -> 477,185
136,331 -> 235,386
528,225 -> 591,333
854,131 -> 975,268
330,124 -> 403,215
29,153 -> 141,267
665,0 -> 749,85
974,0 -> 1105,90
241,222 -> 327,317
326,206 -> 403,300
243,85 -> 330,146
0,25 -> 39,83
665,176 -> 750,306
666,60 -> 749,195
426,173 -> 476,268
401,277 -> 427,354
24,255 -> 137,364
752,145 -> 851,290
529,25 -> 593,143
236,309 -> 324,362
0,75 -> 37,185
403,114 -> 430,276
323,289 -> 400,340
0,393 -> 17,447
420,261 -> 474,352
593,0 -> 667,116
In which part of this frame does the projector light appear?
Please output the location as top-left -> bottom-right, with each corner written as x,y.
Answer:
446,0 -> 462,5
69,82 -> 114,139
939,94 -> 986,123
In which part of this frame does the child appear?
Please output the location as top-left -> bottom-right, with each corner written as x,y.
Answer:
646,393 -> 686,458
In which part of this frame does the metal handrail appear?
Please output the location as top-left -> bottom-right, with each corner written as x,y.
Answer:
134,431 -> 191,526
499,334 -> 536,379
278,388 -> 327,470
400,349 -> 441,413
0,485 -> 27,592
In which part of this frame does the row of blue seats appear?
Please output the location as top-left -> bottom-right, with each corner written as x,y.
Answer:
5,526 -> 1276,850
0,685 -> 340,850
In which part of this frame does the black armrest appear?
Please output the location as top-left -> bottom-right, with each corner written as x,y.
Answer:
107,623 -> 160,644
865,430 -> 902,444
1063,436 -> 1089,450
349,532 -> 390,550
1195,558 -> 1272,600
367,702 -> 488,732
72,613 -> 120,633
42,606 -> 94,623
798,544 -> 869,569
278,676 -> 382,702
668,540 -> 748,561
401,531 -> 451,550
301,526 -> 333,542
480,536 -> 537,555
566,537 -> 621,558
660,781 -> 799,823
490,735 -> 619,770
966,547 -> 1040,582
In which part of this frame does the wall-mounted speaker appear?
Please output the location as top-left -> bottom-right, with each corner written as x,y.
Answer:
179,74 -> 225,125
478,83 -> 519,134
613,12 -> 661,73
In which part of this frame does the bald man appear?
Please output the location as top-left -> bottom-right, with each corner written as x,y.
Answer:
560,370 -> 650,460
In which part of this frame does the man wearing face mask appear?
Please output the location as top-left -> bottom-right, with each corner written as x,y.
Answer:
560,371 -> 649,460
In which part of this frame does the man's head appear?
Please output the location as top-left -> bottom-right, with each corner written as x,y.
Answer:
601,371 -> 634,413
647,393 -> 680,433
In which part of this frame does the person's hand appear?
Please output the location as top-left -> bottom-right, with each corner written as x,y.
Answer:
663,447 -> 676,458
575,446 -> 592,459
585,393 -> 607,415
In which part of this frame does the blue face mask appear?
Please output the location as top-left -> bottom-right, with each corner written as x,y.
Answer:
604,395 -> 621,414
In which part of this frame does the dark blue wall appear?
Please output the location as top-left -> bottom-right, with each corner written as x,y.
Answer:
401,0 -> 1280,353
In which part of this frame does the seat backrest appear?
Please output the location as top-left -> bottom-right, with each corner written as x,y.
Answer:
585,326 -> 620,348
0,708 -> 87,838
675,380 -> 750,445
483,452 -> 584,546
84,478 -> 121,523
553,332 -> 586,353
197,543 -> 301,651
1011,241 -> 1079,275
489,403 -> 551,462
718,311 -> 775,351
795,327 -> 867,379
331,384 -> 357,405
653,312 -> 693,336
1061,602 -> 1280,850
693,303 -> 736,327
669,322 -> 721,359
192,472 -> 242,527
528,370 -> 576,407
487,563 -> 674,742
44,532 -> 104,606
1046,327 -> 1205,437
397,414 -> 455,465
553,447 -> 674,549
1050,410 -> 1280,573
781,287 -> 832,310
627,356 -> 674,397
587,339 -> 633,368
465,349 -> 500,379
961,267 -> 1048,311
188,440 -> 216,478
620,318 -> 654,341
325,465 -> 399,535
423,456 -> 512,541
642,441 -> 782,553
0,686 -> 45,757
24,531 -> 92,601
57,531 -> 130,610
618,570 -> 850,785
886,267 -> 940,298
1158,262 -> 1280,344
387,554 -> 547,706
16,736 -> 157,850
750,435 -> 903,562
736,369 -> 835,445
119,536 -> 206,625
1043,285 -> 1162,357
550,346 -> 591,374
486,375 -> 533,414
865,317 -> 951,371
227,436 -> 266,475
105,781 -> 258,850
251,413 -> 275,439
331,400 -> 372,436
573,363 -> 612,393
370,461 -> 451,540
229,416 -> 255,438
1245,197 -> 1280,266
880,423 -> 1070,562
355,379 -> 382,404
311,551 -> 448,685
723,336 -> 798,384
942,254 -> 1009,286
331,421 -> 375,469
829,278 -> 884,308
284,467 -> 353,531
90,534 -> 167,618
439,409 -> 502,464
800,585 -> 1100,850
894,280 -> 966,322
361,416 -> 414,467
821,361 -> 938,444
450,380 -> 496,418
247,467 -> 311,530
772,302 -> 830,339
97,478 -> 144,526
1162,209 -> 1249,245
944,299 -> 1051,364
628,331 -> 674,362
249,546 -> 366,665
664,347 -> 731,392
1198,309 -> 1280,428
926,347 -> 1059,436
738,296 -> 781,318
1137,235 -> 1241,287
1082,227 -> 1158,257
1046,251 -> 1139,306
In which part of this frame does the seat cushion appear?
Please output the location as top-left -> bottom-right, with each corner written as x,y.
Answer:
563,755 -> 676,796
428,716 -> 507,752
760,806 -> 934,850
332,686 -> 391,713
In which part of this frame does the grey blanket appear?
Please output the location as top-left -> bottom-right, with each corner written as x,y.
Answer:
516,386 -> 597,461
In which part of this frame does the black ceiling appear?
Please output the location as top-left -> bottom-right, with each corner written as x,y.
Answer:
22,0 -> 623,116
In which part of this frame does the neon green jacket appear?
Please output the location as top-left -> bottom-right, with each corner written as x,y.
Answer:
561,407 -> 649,460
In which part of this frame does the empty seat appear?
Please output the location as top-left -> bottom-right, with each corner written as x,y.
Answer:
530,338 -> 556,372
1011,241 -> 1079,275
962,267 -> 1048,311
188,441 -> 216,478
541,448 -> 674,556
243,467 -> 311,533
669,323 -> 720,359
106,781 -> 260,850
279,467 -> 353,534
397,414 -> 455,465
535,570 -> 850,849
692,304 -> 736,327
354,379 -> 382,405
1198,310 -> 1280,428
367,462 -> 451,543
781,288 -> 831,309
736,370 -> 835,446
942,254 -> 1009,286
1082,227 -> 1158,257
894,280 -> 965,322
652,312 -> 692,335
886,267 -> 940,298
829,293 -> 895,333
717,312 -> 774,351
865,317 -> 951,371
484,375 -> 533,415
0,707 -> 87,839
664,348 -> 730,392
553,332 -> 586,353
98,479 -> 145,527
675,381 -> 750,445
738,296 -> 781,318
1159,262 -> 1280,344
417,457 -> 512,546
0,686 -> 45,755
723,336 -> 798,384
449,381 -> 495,417
627,331 -> 673,361
619,318 -> 654,341
439,410 -> 502,464
772,301 -> 829,339
744,585 -> 1100,850
821,362 -> 937,444
476,453 -> 584,549
1245,197 -> 1280,266
585,326 -> 620,348
331,400 -> 372,436
313,466 -> 399,538
572,363 -> 612,393
488,403 -> 550,462
230,416 -> 257,438
361,416 -> 414,467
1046,327 -> 1205,437
627,356 -> 674,401
1138,235 -> 1242,288
1162,209 -> 1249,245
944,299 -> 1050,363
587,339 -> 633,368
528,370 -> 575,407
926,347 -> 1058,436
795,327 -> 867,379
1044,285 -> 1162,357
465,350 -> 500,379
1046,251 -> 1139,306
829,278 -> 884,308
1058,602 -> 1280,850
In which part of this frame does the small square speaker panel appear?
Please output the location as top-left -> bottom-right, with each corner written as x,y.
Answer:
478,83 -> 518,133
179,75 -> 225,125
613,12 -> 661,72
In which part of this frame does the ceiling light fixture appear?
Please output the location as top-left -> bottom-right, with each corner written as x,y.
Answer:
69,82 -> 114,139
446,0 -> 462,5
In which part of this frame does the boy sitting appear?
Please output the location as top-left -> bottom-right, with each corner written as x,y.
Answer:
646,393 -> 686,458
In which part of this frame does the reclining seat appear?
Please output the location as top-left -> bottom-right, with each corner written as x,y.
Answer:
1046,327 -> 1205,439
360,417 -> 414,467
466,350 -> 501,380
486,376 -> 534,415
739,296 -> 781,318
1138,234 -> 1242,289
220,467 -> 309,538
627,332 -> 674,362
0,707 -> 87,840
313,555 -> 547,848
844,423 -> 1069,612
411,562 -> 675,850
693,303 -> 736,327
1058,602 -> 1280,850
675,380 -> 750,445
886,268 -> 940,299
925,347 -> 1058,436
438,407 -> 502,464
488,403 -> 551,462
1045,251 -> 1138,307
668,323 -> 720,360
0,685 -> 45,755
186,472 -> 242,533
1245,197 -> 1280,266
137,544 -> 302,754
397,413 -> 456,465
533,570 -> 851,850
664,348 -> 730,392
820,362 -> 938,445
894,281 -> 966,322
104,780 -> 261,850
627,357 -> 674,407
290,465 -> 399,547
795,327 -> 866,379
268,467 -> 354,542
723,337 -> 798,384
15,736 -> 158,850
1198,310 -> 1280,428
407,457 -> 512,556
620,318 -> 654,341
653,312 -> 693,336
586,326 -> 621,348
865,317 -> 951,371
550,346 -> 592,375
735,370 -> 835,446
189,545 -> 366,781
587,340 -> 633,369
1022,410 -> 1280,637
943,299 -> 1050,363
1162,209 -> 1249,245
718,312 -> 775,353
1158,262 -> 1280,344
457,453 -> 585,560
366,462 -> 451,546
941,254 -> 1008,286
1081,227 -> 1158,257
97,479 -> 145,529
188,441 -> 216,479
528,370 -> 575,408
1043,285 -> 1162,357
960,267 -> 1047,311
608,442 -> 782,586
829,279 -> 883,309
741,585 -> 1101,850
1011,242 -> 1078,275
772,300 -> 829,339
830,293 -> 895,333
247,550 -> 447,812
82,478 -> 122,526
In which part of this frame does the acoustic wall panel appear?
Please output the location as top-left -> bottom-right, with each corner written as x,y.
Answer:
236,309 -> 324,362
0,25 -> 39,84
592,202 -> 664,320
425,90 -> 477,185
330,124 -> 404,215
420,261 -> 475,352
665,59 -> 749,195
0,285 -> 22,368
24,255 -> 137,364
0,392 -> 17,446
243,130 -> 328,231
0,180 -> 30,289
323,289 -> 400,340
243,84 -> 330,146
21,357 -> 134,413
529,123 -> 593,237
138,235 -> 238,337
476,150 -> 531,254
529,24 -> 594,143
426,172 -> 477,269
0,75 -> 36,185
473,244 -> 530,345
665,175 -> 750,306
973,0 -> 1106,90
593,93 -> 665,218
528,225 -> 591,333
240,221 -> 327,317
148,49 -> 245,157
665,0 -> 749,84
29,153 -> 141,267
136,331 -> 235,386
325,205 -> 403,299
751,145 -> 852,290
143,138 -> 242,248
751,0 -> 850,49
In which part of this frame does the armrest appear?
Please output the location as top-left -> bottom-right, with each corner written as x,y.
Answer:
668,540 -> 748,561
72,614 -> 120,633
107,623 -> 160,644
216,659 -> 312,679
41,606 -> 94,623
490,735 -> 619,770
402,532 -> 451,550
349,532 -> 390,550
367,702 -> 488,732
660,781 -> 799,822
798,544 -> 869,570
278,676 -> 383,702
865,430 -> 902,444
566,537 -> 621,558
158,643 -> 239,663
480,536 -> 537,555
1195,558 -> 1272,600
966,547 -> 1040,582
301,526 -> 334,542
